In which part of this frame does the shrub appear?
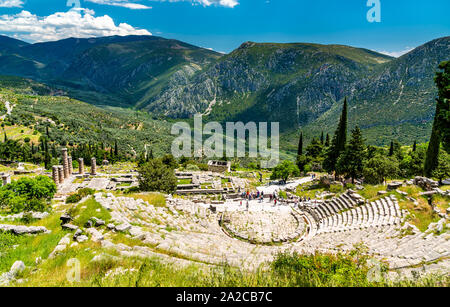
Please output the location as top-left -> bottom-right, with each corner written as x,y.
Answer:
66,188 -> 95,204
270,160 -> 300,182
0,176 -> 56,213
185,164 -> 200,171
161,154 -> 178,169
124,186 -> 140,194
271,251 -> 376,287
138,159 -> 177,194
329,184 -> 344,194
21,212 -> 35,224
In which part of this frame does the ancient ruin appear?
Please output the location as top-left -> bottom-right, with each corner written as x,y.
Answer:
52,166 -> 59,184
91,158 -> 97,175
78,158 -> 84,175
208,160 -> 231,173
68,156 -> 73,175
1,173 -> 11,186
62,148 -> 69,179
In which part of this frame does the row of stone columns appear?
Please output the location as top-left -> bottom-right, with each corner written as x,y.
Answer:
52,148 -> 98,184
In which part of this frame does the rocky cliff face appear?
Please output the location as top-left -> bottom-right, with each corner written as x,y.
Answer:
146,37 -> 449,141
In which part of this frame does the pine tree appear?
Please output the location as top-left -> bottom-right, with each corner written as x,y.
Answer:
297,131 -> 303,156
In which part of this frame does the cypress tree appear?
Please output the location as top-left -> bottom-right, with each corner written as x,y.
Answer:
434,61 -> 450,153
389,141 -> 394,156
44,138 -> 50,169
297,131 -> 303,156
325,133 -> 330,147
425,61 -> 450,176
324,98 -> 348,174
413,141 -> 417,152
320,131 -> 324,145
336,98 -> 348,153
424,117 -> 441,177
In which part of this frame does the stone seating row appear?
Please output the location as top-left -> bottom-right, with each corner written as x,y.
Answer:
315,196 -> 402,234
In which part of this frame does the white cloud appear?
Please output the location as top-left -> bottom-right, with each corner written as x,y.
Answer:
0,8 -> 151,42
86,0 -> 152,10
0,0 -> 23,8
378,47 -> 414,58
151,0 -> 239,8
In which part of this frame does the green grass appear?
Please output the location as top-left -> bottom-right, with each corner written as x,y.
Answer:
68,198 -> 111,228
1,125 -> 41,144
295,181 -> 344,199
13,249 -> 449,287
127,193 -> 166,207
177,179 -> 192,185
0,213 -> 65,274
432,194 -> 450,215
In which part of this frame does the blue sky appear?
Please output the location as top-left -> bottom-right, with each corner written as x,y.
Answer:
0,0 -> 448,56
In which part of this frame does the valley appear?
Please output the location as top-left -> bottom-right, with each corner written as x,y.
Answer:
0,35 -> 448,149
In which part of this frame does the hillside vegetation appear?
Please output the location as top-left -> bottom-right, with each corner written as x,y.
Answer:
0,76 -> 174,158
0,35 -> 448,146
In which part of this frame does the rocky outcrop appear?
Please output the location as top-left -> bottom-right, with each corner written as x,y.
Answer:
0,224 -> 49,235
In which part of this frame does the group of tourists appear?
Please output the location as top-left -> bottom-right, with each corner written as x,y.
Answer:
240,190 -> 265,202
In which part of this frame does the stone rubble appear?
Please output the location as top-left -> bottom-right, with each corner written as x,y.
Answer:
0,212 -> 49,221
0,261 -> 25,286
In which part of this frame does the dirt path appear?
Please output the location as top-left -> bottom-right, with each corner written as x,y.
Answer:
0,100 -> 14,120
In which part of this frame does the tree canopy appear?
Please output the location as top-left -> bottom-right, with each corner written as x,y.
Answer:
138,158 -> 177,194
270,160 -> 300,182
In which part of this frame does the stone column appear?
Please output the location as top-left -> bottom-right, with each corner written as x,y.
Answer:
68,156 -> 73,175
78,158 -> 84,175
91,158 -> 97,175
58,166 -> 64,184
62,148 -> 69,179
2,174 -> 11,186
52,166 -> 59,184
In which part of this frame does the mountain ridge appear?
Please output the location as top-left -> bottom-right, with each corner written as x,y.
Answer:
0,34 -> 448,146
